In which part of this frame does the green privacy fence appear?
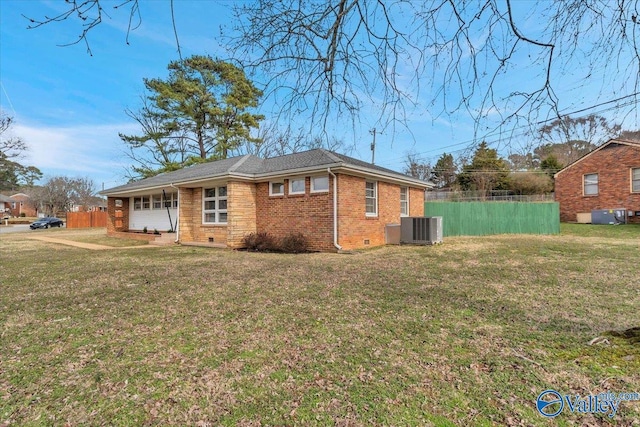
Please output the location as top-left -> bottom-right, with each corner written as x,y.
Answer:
424,201 -> 560,236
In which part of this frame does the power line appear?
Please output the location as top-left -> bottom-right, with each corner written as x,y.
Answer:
377,92 -> 639,167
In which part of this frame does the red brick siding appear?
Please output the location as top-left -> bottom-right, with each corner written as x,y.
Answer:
555,143 -> 640,223
409,187 -> 425,217
256,176 -> 334,252
107,197 -> 129,234
337,175 -> 413,250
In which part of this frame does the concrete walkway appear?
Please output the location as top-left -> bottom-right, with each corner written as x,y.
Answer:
25,235 -> 162,250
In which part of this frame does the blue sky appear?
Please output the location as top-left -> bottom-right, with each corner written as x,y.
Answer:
1,1 -> 638,191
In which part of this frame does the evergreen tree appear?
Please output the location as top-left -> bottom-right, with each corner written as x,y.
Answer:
457,142 -> 510,196
430,153 -> 457,189
120,56 -> 264,179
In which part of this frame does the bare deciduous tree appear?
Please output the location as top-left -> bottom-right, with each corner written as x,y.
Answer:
24,1 -> 640,144
234,123 -> 347,158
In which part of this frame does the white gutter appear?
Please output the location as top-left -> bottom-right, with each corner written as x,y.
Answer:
327,168 -> 342,251
170,183 -> 180,243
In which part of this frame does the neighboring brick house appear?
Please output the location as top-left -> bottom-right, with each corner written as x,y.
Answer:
555,138 -> 640,224
6,193 -> 38,217
101,149 -> 433,251
1,194 -> 14,218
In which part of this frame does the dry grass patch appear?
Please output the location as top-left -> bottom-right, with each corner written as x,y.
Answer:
1,228 -> 639,425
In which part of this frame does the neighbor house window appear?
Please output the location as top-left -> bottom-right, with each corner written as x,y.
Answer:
311,176 -> 329,193
133,197 -> 142,210
632,168 -> 640,193
365,181 -> 377,216
400,187 -> 409,216
289,177 -> 306,195
203,186 -> 227,224
269,181 -> 284,196
142,196 -> 151,209
583,173 -> 598,196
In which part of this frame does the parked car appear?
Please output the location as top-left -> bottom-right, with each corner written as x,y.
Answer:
29,217 -> 64,229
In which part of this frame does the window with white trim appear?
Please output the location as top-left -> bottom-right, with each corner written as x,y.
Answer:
632,168 -> 640,193
365,181 -> 377,216
583,173 -> 598,196
133,197 -> 147,210
311,176 -> 329,192
269,181 -> 284,196
152,194 -> 162,209
203,186 -> 228,224
289,177 -> 305,194
400,187 -> 409,216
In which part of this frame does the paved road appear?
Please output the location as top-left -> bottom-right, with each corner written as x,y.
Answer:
0,224 -> 31,234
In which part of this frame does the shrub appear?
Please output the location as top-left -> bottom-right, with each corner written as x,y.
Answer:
242,232 -> 277,252
280,232 -> 308,253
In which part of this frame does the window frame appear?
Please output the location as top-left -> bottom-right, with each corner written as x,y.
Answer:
152,194 -> 162,209
202,186 -> 228,225
583,173 -> 599,196
269,181 -> 285,196
365,180 -> 378,217
632,168 -> 640,193
288,177 -> 306,195
400,186 -> 409,217
311,175 -> 330,193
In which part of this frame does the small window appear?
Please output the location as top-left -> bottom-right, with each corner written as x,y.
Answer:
270,181 -> 284,196
133,197 -> 142,210
400,187 -> 409,216
632,168 -> 640,193
365,181 -> 377,216
289,177 -> 305,195
203,186 -> 227,224
142,196 -> 151,209
583,173 -> 598,196
115,199 -> 123,207
311,176 -> 329,193
152,194 -> 162,209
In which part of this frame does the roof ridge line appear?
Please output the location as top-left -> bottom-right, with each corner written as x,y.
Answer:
228,154 -> 255,172
318,148 -> 344,164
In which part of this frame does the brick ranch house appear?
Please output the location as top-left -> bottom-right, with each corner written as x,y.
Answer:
555,138 -> 640,224
101,149 -> 433,251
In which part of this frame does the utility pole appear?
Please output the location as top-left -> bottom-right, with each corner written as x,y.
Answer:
370,128 -> 376,164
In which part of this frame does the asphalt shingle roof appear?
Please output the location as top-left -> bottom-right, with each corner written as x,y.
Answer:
102,149 -> 432,195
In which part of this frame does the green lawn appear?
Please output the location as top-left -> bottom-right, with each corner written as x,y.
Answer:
1,228 -> 639,425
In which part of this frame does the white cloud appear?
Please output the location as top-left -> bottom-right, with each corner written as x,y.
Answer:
15,122 -> 139,187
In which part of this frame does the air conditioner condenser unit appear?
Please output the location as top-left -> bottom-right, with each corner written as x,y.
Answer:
400,216 -> 443,245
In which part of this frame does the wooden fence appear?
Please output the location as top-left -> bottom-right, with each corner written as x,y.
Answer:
66,211 -> 108,228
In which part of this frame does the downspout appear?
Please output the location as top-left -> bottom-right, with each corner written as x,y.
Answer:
170,183 -> 180,243
327,168 -> 342,251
